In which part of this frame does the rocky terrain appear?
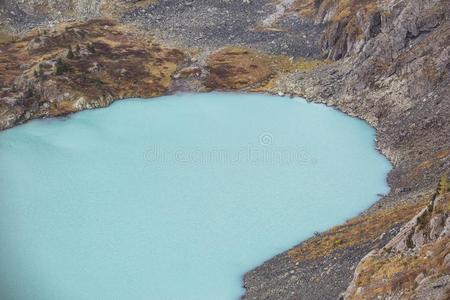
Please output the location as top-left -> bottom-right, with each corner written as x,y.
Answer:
345,180 -> 450,299
122,0 -> 324,57
0,0 -> 449,299
0,19 -> 186,129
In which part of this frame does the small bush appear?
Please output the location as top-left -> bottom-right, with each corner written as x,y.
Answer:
92,78 -> 104,86
55,58 -> 69,75
25,87 -> 34,98
437,173 -> 449,195
66,46 -> 74,59
38,64 -> 45,77
87,43 -> 96,53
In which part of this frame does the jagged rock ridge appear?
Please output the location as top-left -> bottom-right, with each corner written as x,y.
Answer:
0,0 -> 449,299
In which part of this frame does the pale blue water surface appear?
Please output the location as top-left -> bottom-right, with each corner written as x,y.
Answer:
0,93 -> 391,300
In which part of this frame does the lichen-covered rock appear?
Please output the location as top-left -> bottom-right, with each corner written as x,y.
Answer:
244,1 -> 450,298
277,0 -> 450,200
0,0 -> 158,33
0,1 -> 449,299
0,19 -> 186,130
291,0 -> 449,60
344,187 -> 450,299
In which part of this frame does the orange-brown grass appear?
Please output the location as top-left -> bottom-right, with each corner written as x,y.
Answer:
0,31 -> 13,44
352,236 -> 450,298
408,149 -> 450,182
288,199 -> 427,262
205,47 -> 274,90
205,47 -> 330,91
0,19 -> 186,117
252,56 -> 331,91
349,194 -> 450,299
291,0 -> 381,45
292,0 -> 379,21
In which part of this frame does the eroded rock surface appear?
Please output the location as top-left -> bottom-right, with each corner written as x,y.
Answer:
0,0 -> 449,299
244,1 -> 449,298
122,0 -> 324,57
345,180 -> 450,299
0,19 -> 186,130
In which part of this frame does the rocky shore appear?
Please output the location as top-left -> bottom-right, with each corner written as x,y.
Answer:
1,0 -> 449,299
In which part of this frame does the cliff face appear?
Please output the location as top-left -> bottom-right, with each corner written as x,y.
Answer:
278,0 -> 450,199
292,0 -> 382,59
244,1 -> 449,298
345,179 -> 450,299
292,0 -> 448,60
0,0 -> 449,299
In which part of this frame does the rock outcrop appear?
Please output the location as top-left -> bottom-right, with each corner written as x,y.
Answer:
0,0 -> 157,32
277,0 -> 450,201
0,19 -> 186,130
291,0 -> 382,59
345,177 -> 450,299
243,1 -> 449,298
291,0 -> 448,60
0,0 -> 449,299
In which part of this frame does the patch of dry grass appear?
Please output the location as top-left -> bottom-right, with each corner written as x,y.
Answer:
205,47 -> 274,90
253,57 -> 331,91
288,200 -> 427,262
292,0 -> 379,21
205,47 -> 331,91
350,196 -> 450,298
0,31 -> 13,45
0,19 -> 186,117
407,149 -> 450,183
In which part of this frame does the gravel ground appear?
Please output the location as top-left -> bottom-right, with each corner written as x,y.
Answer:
122,0 -> 324,57
1,1 -> 448,299
242,225 -> 403,300
1,0 -> 323,57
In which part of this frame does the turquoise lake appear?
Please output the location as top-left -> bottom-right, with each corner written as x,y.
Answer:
0,93 -> 391,300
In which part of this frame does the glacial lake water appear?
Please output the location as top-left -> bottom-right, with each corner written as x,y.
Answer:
0,93 -> 391,300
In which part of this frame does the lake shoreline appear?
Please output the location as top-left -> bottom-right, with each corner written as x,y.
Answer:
0,93 -> 391,299
1,1 -> 449,298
